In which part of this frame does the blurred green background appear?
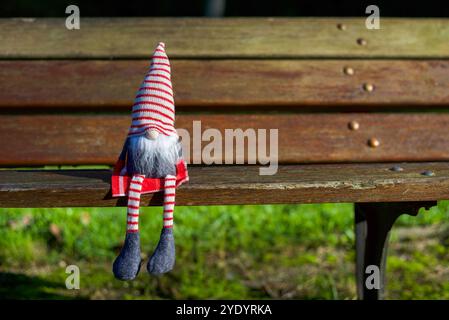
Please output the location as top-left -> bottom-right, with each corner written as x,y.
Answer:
1,203 -> 449,299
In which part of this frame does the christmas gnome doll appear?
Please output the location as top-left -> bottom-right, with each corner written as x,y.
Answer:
111,42 -> 188,280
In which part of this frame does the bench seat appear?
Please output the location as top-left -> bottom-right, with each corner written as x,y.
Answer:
1,162 -> 448,207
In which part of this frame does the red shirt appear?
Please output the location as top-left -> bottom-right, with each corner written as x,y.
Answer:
111,159 -> 189,197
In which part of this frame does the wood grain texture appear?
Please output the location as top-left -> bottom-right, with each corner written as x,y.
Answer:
1,113 -> 449,166
0,162 -> 447,207
1,18 -> 449,58
2,60 -> 449,108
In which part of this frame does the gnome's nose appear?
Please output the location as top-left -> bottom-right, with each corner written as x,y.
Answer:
146,129 -> 159,140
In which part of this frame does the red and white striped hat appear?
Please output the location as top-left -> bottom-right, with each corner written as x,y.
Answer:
128,42 -> 177,138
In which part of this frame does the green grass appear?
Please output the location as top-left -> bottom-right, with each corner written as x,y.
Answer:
0,202 -> 449,299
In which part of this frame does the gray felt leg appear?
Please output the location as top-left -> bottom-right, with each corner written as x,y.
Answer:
113,232 -> 142,280
147,228 -> 175,275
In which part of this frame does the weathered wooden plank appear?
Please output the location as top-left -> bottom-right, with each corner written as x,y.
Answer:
1,60 -> 449,108
1,18 -> 449,58
1,113 -> 449,166
0,162 -> 448,207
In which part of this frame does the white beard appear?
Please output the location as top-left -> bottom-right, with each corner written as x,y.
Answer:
128,134 -> 181,177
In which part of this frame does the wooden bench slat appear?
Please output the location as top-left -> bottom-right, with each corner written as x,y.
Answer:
2,60 -> 449,109
1,114 -> 449,166
2,18 -> 449,59
1,162 -> 448,207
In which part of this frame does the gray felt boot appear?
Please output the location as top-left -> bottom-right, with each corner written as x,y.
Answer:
113,232 -> 142,280
147,228 -> 175,275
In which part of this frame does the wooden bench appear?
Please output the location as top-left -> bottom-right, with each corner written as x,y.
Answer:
1,17 -> 449,300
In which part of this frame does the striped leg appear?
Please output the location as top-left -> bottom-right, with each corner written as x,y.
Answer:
127,174 -> 145,233
147,175 -> 176,275
163,175 -> 176,228
112,174 -> 145,280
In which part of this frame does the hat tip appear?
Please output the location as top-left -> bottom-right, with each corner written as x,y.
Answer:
158,42 -> 166,48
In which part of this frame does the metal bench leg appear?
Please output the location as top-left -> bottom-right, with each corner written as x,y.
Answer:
354,201 -> 436,300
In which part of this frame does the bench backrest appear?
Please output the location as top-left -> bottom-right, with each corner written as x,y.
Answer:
1,17 -> 449,167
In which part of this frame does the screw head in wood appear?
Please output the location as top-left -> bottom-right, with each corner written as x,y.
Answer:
343,66 -> 354,75
368,138 -> 380,148
357,38 -> 367,46
389,165 -> 403,172
421,170 -> 435,177
363,83 -> 375,92
337,23 -> 346,31
348,120 -> 360,130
